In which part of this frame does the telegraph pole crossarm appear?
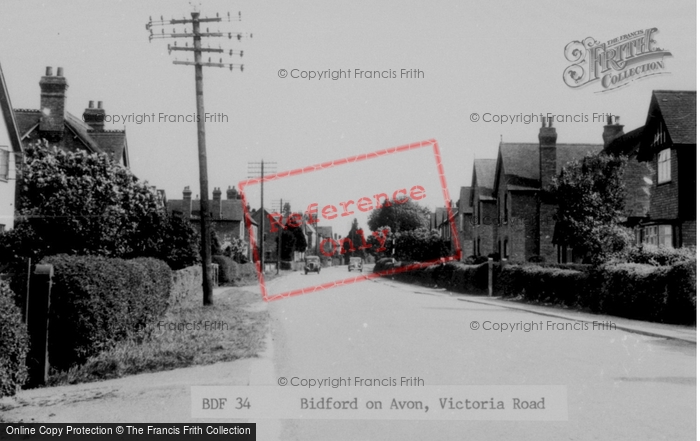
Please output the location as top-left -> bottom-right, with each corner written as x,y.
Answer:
145,7 -> 251,306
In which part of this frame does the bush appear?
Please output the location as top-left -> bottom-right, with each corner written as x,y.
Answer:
0,280 -> 29,397
619,244 -> 696,267
41,254 -> 172,370
465,255 -> 488,265
666,259 -> 697,324
501,265 -> 586,305
212,255 -> 236,284
527,255 -> 546,263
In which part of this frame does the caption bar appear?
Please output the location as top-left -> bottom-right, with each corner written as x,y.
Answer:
1,423 -> 255,440
191,385 -> 568,420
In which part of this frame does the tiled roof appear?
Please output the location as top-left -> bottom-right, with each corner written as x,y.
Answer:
474,159 -> 497,189
606,126 -> 645,157
167,198 -> 256,224
499,142 -> 603,189
652,90 -> 696,145
14,108 -> 128,165
458,187 -> 473,214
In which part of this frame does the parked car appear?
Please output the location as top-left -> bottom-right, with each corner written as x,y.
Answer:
304,256 -> 321,274
348,257 -> 363,272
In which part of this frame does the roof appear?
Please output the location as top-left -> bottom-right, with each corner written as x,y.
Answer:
497,142 -> 603,189
606,126 -> 645,157
0,62 -> 22,155
458,187 -> 473,214
651,90 -> 696,145
167,198 -> 256,225
316,225 -> 333,238
473,159 -> 497,189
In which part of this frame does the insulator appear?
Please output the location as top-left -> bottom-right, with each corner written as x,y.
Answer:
241,65 -> 244,72
240,50 -> 244,57
160,15 -> 163,21
216,12 -> 219,17
228,32 -> 232,39
237,33 -> 241,40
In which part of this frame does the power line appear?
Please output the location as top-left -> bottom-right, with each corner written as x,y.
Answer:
146,7 -> 251,306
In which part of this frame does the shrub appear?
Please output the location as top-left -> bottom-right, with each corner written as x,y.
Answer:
465,255 -> 488,265
212,255 -> 236,284
501,265 -> 586,306
41,254 -> 172,370
620,244 -> 696,267
666,259 -> 697,324
0,280 -> 29,397
527,255 -> 546,263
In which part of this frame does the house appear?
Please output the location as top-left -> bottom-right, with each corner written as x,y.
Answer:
469,158 -> 497,257
248,207 -> 280,262
167,186 -> 258,260
604,117 -> 654,236
636,90 -> 696,247
0,62 -> 23,231
14,67 -> 129,167
315,225 -> 335,256
492,118 -> 601,262
455,186 -> 474,259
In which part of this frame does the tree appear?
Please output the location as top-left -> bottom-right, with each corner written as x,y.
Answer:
342,219 -> 366,261
276,215 -> 307,260
367,198 -> 431,233
393,228 -> 450,262
0,141 -> 199,269
550,152 -> 630,263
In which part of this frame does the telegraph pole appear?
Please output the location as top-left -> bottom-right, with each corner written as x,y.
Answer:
247,160 -> 277,273
146,8 -> 250,306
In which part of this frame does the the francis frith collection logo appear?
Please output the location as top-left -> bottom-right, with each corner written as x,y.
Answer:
563,27 -> 672,93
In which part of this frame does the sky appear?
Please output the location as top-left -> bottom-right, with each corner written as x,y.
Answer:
0,0 -> 695,236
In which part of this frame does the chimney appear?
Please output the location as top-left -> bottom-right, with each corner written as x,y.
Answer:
602,115 -> 624,149
183,186 -> 192,218
212,187 -> 222,220
538,116 -> 557,190
83,100 -> 106,130
226,185 -> 238,199
39,66 -> 68,134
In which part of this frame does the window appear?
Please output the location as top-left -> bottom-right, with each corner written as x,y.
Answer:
504,239 -> 509,259
644,224 -> 673,248
658,148 -> 671,184
504,193 -> 509,223
0,148 -> 9,181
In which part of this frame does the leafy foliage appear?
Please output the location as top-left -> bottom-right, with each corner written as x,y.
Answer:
551,153 -> 630,263
276,215 -> 307,260
0,280 -> 29,397
393,228 -> 451,262
367,198 -> 430,233
0,141 -> 199,269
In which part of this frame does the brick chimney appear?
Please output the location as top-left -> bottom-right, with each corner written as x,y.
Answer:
226,185 -> 239,199
212,187 -> 222,220
83,100 -> 106,130
39,66 -> 68,134
538,116 -> 557,190
183,186 -> 192,218
602,115 -> 624,149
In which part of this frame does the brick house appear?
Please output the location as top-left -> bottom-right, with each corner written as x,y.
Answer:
0,62 -> 23,231
167,186 -> 258,260
636,90 -> 696,247
14,67 -> 129,167
469,159 -> 497,257
454,186 -> 474,259
492,118 -> 601,262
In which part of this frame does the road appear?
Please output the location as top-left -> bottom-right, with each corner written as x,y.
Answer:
263,265 -> 696,440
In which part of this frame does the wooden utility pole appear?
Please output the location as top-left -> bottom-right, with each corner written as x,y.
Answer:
247,160 -> 276,273
146,9 -> 250,305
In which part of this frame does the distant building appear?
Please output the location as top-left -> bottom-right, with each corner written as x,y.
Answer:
0,62 -> 23,231
14,67 -> 129,167
469,158 -> 497,257
167,186 -> 258,260
455,186 -> 474,259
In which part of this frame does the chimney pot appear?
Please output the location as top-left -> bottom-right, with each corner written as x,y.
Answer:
602,115 -> 624,149
97,101 -> 103,109
45,66 -> 53,76
88,100 -> 94,108
56,67 -> 63,77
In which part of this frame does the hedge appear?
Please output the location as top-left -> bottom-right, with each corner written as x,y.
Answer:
0,280 -> 29,397
212,255 -> 236,284
41,254 -> 172,370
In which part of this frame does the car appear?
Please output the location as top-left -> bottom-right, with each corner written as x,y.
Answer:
348,257 -> 363,272
304,255 -> 321,274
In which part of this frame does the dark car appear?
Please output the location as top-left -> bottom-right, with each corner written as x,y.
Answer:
304,256 -> 321,274
348,257 -> 363,272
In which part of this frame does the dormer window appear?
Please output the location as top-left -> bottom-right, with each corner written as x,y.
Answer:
658,148 -> 671,184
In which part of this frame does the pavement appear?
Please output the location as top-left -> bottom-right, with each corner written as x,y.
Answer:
376,277 -> 697,344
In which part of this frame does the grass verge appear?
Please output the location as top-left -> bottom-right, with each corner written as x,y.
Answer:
46,287 -> 268,387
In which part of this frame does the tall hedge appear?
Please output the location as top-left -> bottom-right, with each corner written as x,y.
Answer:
0,280 -> 29,397
41,254 -> 172,370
